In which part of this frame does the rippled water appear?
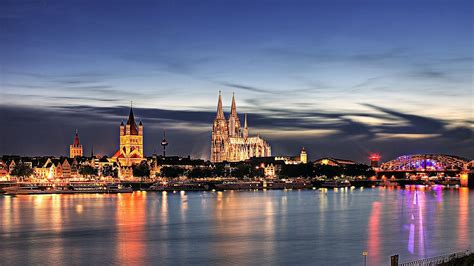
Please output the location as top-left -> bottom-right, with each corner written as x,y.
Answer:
1,187 -> 473,265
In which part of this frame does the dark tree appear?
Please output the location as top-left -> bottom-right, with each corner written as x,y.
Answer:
101,165 -> 118,178
250,165 -> 265,178
133,162 -> 151,178
79,165 -> 98,178
343,164 -> 375,178
10,162 -> 34,181
313,164 -> 342,179
229,164 -> 265,178
280,164 -> 314,178
231,164 -> 252,178
212,164 -> 226,177
188,167 -> 213,178
160,166 -> 185,178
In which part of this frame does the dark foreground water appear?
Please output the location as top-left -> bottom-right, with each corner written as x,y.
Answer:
1,187 -> 473,265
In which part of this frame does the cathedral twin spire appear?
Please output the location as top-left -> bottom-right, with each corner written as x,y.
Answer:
216,91 -> 225,120
230,92 -> 237,117
211,91 -> 271,163
214,91 -> 247,138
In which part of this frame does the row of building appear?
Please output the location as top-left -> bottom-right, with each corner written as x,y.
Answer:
0,151 -> 366,181
0,153 -> 214,181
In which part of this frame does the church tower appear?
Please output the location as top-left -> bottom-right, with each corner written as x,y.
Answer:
113,105 -> 144,166
228,93 -> 242,137
300,147 -> 308,164
211,91 -> 229,163
69,130 -> 83,158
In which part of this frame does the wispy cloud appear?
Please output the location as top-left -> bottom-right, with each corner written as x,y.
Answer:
0,103 -> 471,161
220,82 -> 270,93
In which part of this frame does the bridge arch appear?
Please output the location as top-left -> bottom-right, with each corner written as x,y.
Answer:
380,154 -> 469,172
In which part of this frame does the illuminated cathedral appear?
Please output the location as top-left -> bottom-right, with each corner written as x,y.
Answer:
112,106 -> 144,167
211,92 -> 271,163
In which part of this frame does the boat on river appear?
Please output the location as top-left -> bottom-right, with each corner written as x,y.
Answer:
3,185 -> 50,195
321,180 -> 351,188
379,180 -> 400,187
148,182 -> 209,191
215,181 -> 262,190
264,180 -> 312,189
4,183 -> 133,195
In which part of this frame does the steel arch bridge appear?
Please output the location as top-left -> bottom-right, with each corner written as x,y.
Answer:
379,154 -> 469,172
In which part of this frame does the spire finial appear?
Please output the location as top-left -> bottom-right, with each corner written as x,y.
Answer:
216,91 -> 225,119
73,129 -> 80,145
243,113 -> 249,138
230,92 -> 237,116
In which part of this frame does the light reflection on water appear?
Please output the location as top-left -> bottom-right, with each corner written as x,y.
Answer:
1,188 -> 473,265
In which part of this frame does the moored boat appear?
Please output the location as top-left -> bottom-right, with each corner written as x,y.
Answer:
321,180 -> 351,188
148,182 -> 208,191
380,180 -> 400,187
3,185 -> 50,195
4,183 -> 133,195
215,181 -> 262,190
264,180 -> 312,189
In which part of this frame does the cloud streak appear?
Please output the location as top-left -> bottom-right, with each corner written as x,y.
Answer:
0,103 -> 471,162
220,82 -> 270,93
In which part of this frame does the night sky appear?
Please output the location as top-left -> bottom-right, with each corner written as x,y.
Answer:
0,0 -> 472,163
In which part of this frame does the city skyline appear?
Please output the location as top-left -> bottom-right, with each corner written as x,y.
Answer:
3,92 -> 470,163
1,0 -> 473,162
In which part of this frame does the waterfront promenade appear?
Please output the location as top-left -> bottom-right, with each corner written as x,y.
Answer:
0,178 -> 465,195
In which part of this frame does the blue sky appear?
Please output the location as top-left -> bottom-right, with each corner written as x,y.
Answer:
0,0 -> 472,162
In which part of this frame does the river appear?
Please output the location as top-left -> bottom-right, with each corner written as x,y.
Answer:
1,187 -> 473,265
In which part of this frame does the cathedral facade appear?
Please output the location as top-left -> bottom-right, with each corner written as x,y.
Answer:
112,106 -> 144,167
211,92 -> 271,163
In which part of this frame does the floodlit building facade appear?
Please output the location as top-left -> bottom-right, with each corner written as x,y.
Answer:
211,92 -> 271,163
69,130 -> 83,158
112,106 -> 145,167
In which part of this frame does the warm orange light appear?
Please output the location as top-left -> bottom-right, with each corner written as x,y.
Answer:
460,173 -> 468,187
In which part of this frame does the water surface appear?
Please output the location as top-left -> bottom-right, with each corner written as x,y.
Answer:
1,187 -> 473,265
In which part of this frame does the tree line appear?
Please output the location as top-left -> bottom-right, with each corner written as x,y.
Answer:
8,161 -> 375,180
153,163 -> 375,179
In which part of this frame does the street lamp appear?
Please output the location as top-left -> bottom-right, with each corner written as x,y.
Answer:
362,251 -> 368,266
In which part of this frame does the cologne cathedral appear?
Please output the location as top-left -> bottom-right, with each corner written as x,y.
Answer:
211,92 -> 271,163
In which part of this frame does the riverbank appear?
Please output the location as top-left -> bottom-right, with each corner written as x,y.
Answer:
0,178 -> 464,195
397,250 -> 473,266
438,253 -> 474,266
